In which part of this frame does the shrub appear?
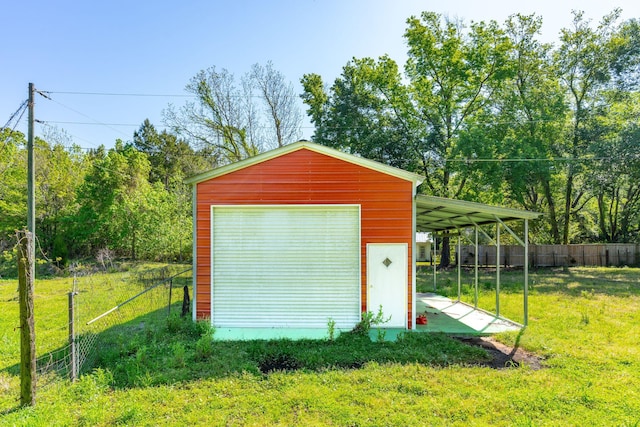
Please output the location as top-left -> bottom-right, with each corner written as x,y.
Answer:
327,318 -> 336,341
171,342 -> 187,368
351,305 -> 391,336
195,332 -> 215,360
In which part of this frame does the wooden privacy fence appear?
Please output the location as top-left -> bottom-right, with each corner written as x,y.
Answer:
458,244 -> 639,268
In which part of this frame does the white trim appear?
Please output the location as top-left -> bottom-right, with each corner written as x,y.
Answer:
357,205 -> 362,324
210,203 -> 361,329
210,205 -> 215,325
185,140 -> 424,188
192,184 -> 197,322
411,194 -> 417,330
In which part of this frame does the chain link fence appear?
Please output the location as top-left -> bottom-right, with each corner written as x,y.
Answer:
72,265 -> 192,378
0,264 -> 192,407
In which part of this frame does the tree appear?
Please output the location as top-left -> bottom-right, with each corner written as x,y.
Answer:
493,14 -> 568,243
302,13 -> 513,265
165,63 -> 302,165
133,119 -> 213,190
587,93 -> 640,242
301,56 -> 421,172
0,129 -> 27,234
35,139 -> 87,265
553,9 -> 626,244
0,129 -> 27,268
73,141 -> 192,261
249,61 -> 302,148
164,66 -> 259,164
404,12 -> 513,202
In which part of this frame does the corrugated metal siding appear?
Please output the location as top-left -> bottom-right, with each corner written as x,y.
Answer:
211,205 -> 360,328
195,148 -> 414,327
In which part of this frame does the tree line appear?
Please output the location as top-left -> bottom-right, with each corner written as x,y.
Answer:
1,10 -> 639,275
302,10 -> 640,262
1,124 -> 203,276
0,62 -> 303,276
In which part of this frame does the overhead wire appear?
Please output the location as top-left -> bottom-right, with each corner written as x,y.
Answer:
42,90 -> 195,98
29,88 -> 623,166
37,118 -> 315,130
36,120 -> 103,149
442,156 -> 612,163
34,121 -> 220,187
1,100 -> 29,174
2,99 -> 29,145
38,120 -> 140,127
2,99 -> 28,129
33,119 -> 615,165
39,93 -> 131,138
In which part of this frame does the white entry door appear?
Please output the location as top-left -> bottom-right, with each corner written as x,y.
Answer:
366,243 -> 408,328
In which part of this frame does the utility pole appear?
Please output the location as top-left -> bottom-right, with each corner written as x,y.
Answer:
27,83 -> 35,270
19,82 -> 37,406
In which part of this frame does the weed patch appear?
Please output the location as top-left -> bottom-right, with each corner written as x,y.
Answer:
86,316 -> 491,387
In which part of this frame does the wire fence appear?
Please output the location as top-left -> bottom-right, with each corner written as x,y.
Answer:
72,264 -> 191,379
0,263 -> 192,406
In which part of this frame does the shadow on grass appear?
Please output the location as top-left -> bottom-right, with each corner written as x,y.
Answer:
417,266 -> 640,298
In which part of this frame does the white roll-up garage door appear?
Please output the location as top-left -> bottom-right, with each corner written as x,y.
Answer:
211,205 -> 360,329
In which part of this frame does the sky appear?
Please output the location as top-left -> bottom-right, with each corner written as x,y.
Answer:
2,0 -> 640,150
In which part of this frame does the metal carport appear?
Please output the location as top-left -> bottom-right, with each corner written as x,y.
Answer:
414,195 -> 542,327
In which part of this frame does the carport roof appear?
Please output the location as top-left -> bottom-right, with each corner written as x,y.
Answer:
416,195 -> 542,233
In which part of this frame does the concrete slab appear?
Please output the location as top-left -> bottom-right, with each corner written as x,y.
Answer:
214,327 -> 332,341
415,293 -> 522,335
212,293 -> 521,341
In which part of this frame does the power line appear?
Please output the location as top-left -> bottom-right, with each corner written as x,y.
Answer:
33,119 -> 623,165
40,94 -> 131,138
443,156 -> 611,163
38,120 -> 140,127
1,100 -> 29,172
3,99 -> 29,129
41,90 -> 195,98
36,121 -> 103,149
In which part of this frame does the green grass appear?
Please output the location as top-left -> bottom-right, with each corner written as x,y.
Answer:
2,266 -> 640,426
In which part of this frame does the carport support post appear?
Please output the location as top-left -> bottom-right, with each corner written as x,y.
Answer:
433,235 -> 437,292
474,226 -> 479,308
496,223 -> 501,318
457,233 -> 461,301
524,219 -> 529,326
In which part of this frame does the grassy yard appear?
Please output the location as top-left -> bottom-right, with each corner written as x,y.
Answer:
1,267 -> 640,426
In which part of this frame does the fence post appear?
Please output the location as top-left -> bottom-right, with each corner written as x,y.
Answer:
17,230 -> 36,406
168,278 -> 173,317
68,292 -> 77,381
182,285 -> 191,317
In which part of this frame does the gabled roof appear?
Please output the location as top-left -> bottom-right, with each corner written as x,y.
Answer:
416,195 -> 542,233
184,140 -> 425,186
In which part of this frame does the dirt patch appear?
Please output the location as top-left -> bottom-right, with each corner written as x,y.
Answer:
456,336 -> 544,370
